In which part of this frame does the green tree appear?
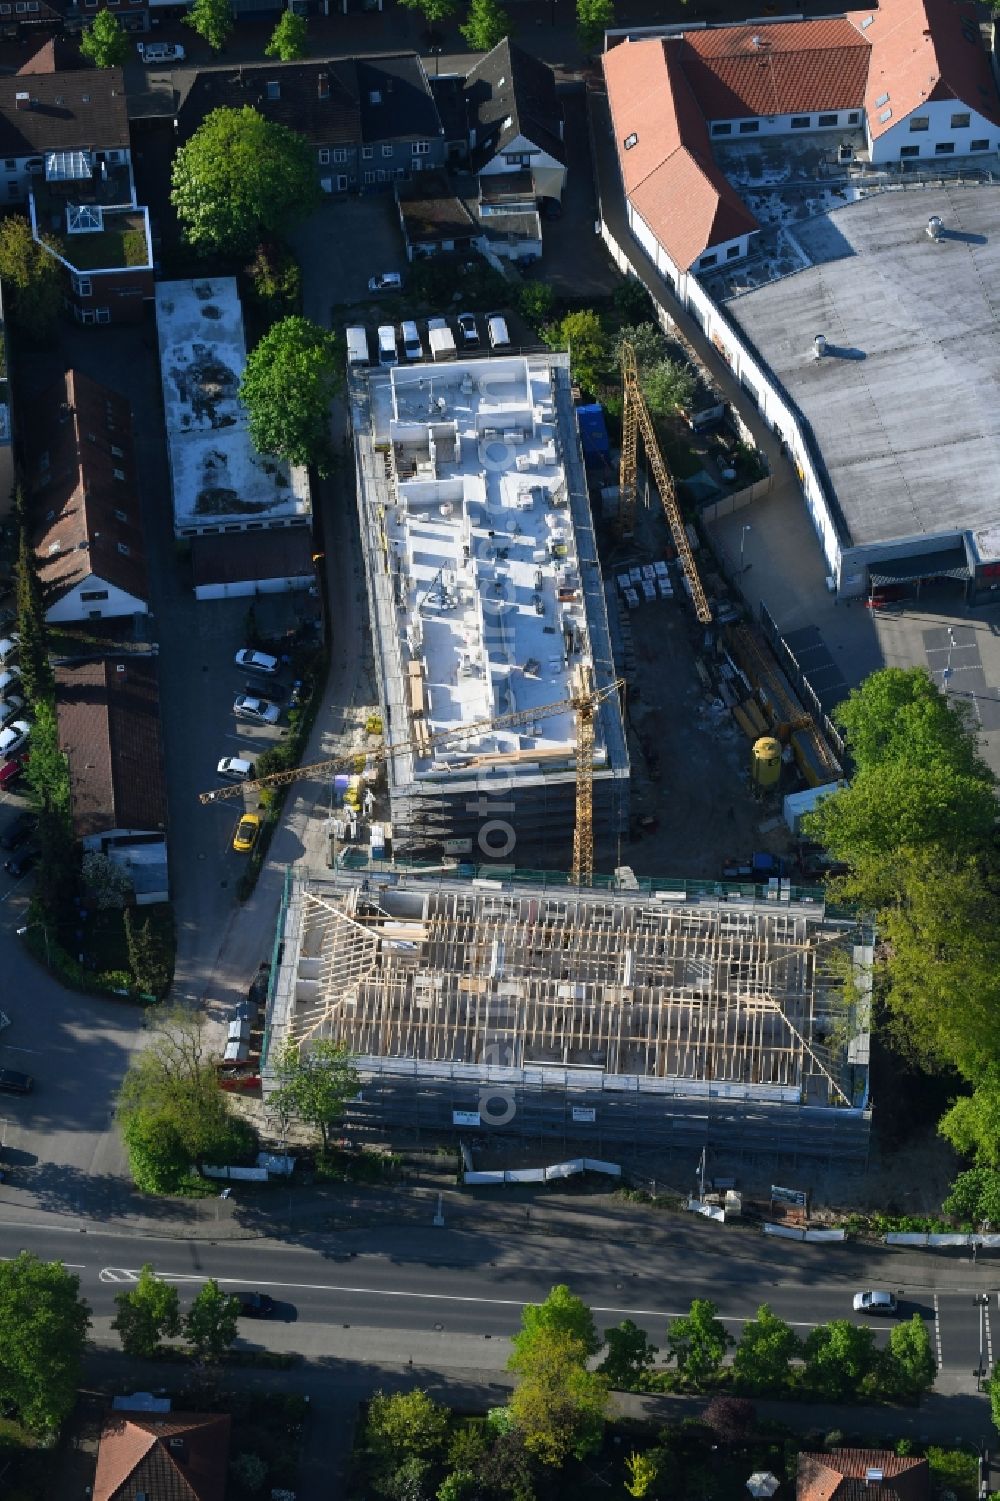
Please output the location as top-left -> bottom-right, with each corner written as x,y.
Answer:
0,215 -> 62,343
576,0 -> 614,50
80,7 -> 130,66
245,241 -> 302,317
117,1006 -> 256,1192
515,280 -> 555,331
666,1299 -> 732,1387
509,1327 -> 607,1466
397,0 -> 459,25
269,1038 -> 359,1153
240,315 -> 341,473
940,1076 -> 1000,1167
614,321 -> 668,372
0,1252 -> 90,1437
881,1314 -> 936,1401
512,1284 -> 600,1363
186,0 -> 233,51
124,908 -> 174,997
185,1279 -> 239,1362
942,1165 -> 1000,1226
265,9 -> 308,59
461,0 -> 508,51
542,309 -> 608,393
613,277 -> 654,324
112,1263 -> 182,1357
599,1319 -> 656,1388
832,667 -> 986,779
171,107 -> 319,257
642,358 -> 697,418
24,701 -> 75,918
625,1451 -> 658,1498
13,487 -> 53,704
802,1320 -> 877,1401
991,1371 -> 1000,1434
366,1389 -> 450,1465
732,1303 -> 800,1393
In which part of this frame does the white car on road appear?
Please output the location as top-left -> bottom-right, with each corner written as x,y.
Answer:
137,41 -> 186,64
233,696 -> 280,726
853,1290 -> 897,1315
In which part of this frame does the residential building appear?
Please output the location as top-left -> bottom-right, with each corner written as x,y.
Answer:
0,285 -> 12,524
797,1449 -> 930,1501
175,53 -> 449,194
154,277 -> 311,543
0,65 -> 153,323
464,38 -> 566,204
63,0 -> 151,35
26,370 -> 149,623
93,1412 -> 231,1501
56,656 -> 169,904
264,870 -> 871,1166
605,0 -> 1000,287
349,348 -> 628,859
395,171 -> 477,260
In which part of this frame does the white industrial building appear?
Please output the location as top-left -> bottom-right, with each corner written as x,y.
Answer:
350,349 -> 628,861
154,278 -> 311,543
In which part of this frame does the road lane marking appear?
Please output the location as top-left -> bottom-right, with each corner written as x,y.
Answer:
96,1266 -> 822,1327
933,1293 -> 943,1370
987,1301 -> 994,1373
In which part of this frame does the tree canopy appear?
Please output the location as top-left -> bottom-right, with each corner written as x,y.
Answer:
642,357 -> 697,418
117,1005 -> 255,1192
732,1304 -> 800,1393
185,1279 -> 240,1362
80,8 -> 130,67
0,215 -> 62,342
112,1263 -> 181,1357
171,107 -> 320,256
265,9 -> 308,59
802,1320 -> 877,1401
508,1327 -> 608,1466
0,1252 -> 90,1436
599,1319 -> 657,1388
511,1284 -> 601,1363
186,0 -> 233,51
269,1038 -> 358,1152
666,1298 -> 732,1387
576,0 -> 614,50
542,309 -> 608,394
239,315 -> 341,473
461,0 -> 509,50
397,0 -> 458,23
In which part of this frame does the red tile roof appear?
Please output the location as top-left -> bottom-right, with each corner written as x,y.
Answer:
850,0 -> 1000,139
797,1450 -> 930,1501
56,657 -> 167,840
94,1413 -> 230,1501
604,37 -> 758,271
683,20 -> 870,119
26,370 -> 149,612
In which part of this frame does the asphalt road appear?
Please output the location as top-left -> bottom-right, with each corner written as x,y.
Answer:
4,1219 -> 995,1380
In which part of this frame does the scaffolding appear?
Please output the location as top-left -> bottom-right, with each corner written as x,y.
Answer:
271,876 -> 864,1112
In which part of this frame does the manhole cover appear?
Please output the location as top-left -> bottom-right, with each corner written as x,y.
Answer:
434,1322 -> 444,1331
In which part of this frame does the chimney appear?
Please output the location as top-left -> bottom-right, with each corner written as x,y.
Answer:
14,91 -> 31,111
317,71 -> 329,99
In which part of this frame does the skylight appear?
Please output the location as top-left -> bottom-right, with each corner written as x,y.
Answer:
624,132 -> 638,149
875,91 -> 889,107
879,106 -> 892,122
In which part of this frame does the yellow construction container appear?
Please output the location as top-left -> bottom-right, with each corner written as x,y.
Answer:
751,736 -> 782,791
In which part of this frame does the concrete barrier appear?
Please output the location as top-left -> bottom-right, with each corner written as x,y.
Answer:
464,1157 -> 621,1186
886,1231 -> 1000,1248
687,1199 -> 726,1222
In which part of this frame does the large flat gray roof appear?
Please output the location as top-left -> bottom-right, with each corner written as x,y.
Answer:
729,185 -> 1000,552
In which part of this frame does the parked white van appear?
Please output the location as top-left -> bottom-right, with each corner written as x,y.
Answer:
401,320 -> 423,360
346,325 -> 370,367
486,314 -> 510,349
377,325 -> 398,366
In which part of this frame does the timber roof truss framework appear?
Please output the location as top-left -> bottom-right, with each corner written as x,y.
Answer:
286,883 -> 853,1103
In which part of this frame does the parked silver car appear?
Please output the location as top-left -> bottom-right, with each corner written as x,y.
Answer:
233,696 -> 280,726
853,1290 -> 897,1315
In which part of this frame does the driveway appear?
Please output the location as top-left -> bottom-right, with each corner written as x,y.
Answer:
290,196 -> 407,323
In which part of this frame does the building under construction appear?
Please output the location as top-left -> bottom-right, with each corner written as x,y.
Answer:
264,870 -> 872,1167
349,350 -> 628,862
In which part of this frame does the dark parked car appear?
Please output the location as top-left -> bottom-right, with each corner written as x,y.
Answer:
0,812 -> 35,851
4,849 -> 36,879
237,1291 -> 275,1318
0,1067 -> 33,1095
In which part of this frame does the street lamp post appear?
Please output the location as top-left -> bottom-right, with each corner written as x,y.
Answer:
16,922 -> 51,967
739,523 -> 752,576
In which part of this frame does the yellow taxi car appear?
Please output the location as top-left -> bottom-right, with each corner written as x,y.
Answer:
232,812 -> 261,854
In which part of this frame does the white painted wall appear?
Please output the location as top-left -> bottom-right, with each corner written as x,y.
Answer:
709,108 -> 862,142
194,576 -> 310,601
870,98 -> 1000,165
479,133 -> 566,188
45,572 -> 147,623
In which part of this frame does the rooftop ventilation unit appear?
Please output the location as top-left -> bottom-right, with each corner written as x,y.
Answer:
813,333 -> 827,359
927,214 -> 943,240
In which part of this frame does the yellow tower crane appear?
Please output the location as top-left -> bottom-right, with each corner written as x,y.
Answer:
200,678 -> 624,888
618,341 -> 713,626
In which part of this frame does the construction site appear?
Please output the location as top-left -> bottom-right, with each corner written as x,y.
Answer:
263,869 -> 871,1167
348,350 -> 629,864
